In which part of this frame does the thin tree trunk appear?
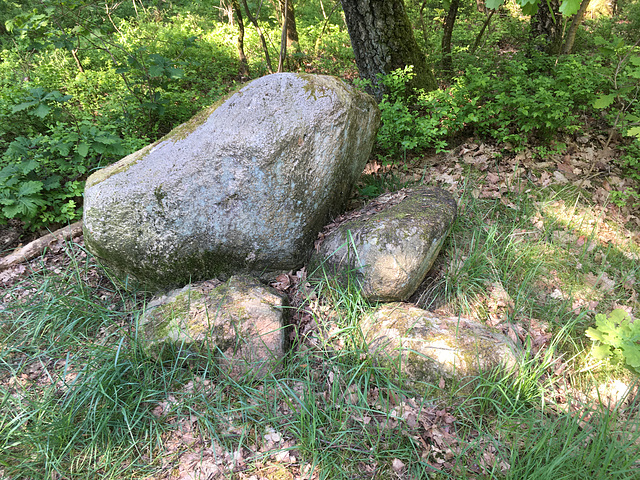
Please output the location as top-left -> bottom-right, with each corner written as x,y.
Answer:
278,0 -> 289,72
340,0 -> 437,100
441,0 -> 460,74
241,0 -> 274,73
232,0 -> 249,77
280,0 -> 299,50
470,9 -> 495,54
561,0 -> 591,54
279,0 -> 299,69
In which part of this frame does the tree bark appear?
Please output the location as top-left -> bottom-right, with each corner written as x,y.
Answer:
530,0 -> 564,55
561,0 -> 591,54
470,9 -> 495,54
340,0 -> 437,100
241,0 -> 274,73
280,0 -> 299,50
231,0 -> 250,78
441,0 -> 460,74
279,0 -> 300,69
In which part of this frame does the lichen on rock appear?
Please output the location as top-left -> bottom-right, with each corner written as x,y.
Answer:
361,303 -> 521,390
139,275 -> 288,379
83,73 -> 380,289
310,186 -> 457,301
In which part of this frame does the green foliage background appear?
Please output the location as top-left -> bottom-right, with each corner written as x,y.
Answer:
0,0 -> 638,229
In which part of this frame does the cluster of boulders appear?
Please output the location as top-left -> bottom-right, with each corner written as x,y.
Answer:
84,73 -> 519,389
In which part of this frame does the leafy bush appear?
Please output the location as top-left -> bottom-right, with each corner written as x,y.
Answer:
0,117 -> 141,229
375,53 -> 604,157
586,309 -> 640,375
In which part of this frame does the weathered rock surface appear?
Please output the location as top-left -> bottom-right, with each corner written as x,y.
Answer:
139,275 -> 288,379
362,303 -> 520,387
310,187 -> 456,301
83,73 -> 380,288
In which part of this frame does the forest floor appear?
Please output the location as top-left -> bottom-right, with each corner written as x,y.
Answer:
1,135 -> 639,479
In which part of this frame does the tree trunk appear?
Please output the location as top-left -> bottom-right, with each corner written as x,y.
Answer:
241,0 -> 274,73
561,0 -> 591,54
530,0 -> 564,55
340,0 -> 437,100
279,0 -> 299,50
441,0 -> 460,74
231,0 -> 249,78
470,9 -> 495,54
279,0 -> 299,69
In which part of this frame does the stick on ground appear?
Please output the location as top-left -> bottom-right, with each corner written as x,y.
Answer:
0,221 -> 83,271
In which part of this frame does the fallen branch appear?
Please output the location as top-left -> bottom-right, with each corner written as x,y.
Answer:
0,221 -> 84,271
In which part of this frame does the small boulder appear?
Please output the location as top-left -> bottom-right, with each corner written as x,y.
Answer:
310,187 -> 456,301
83,73 -> 380,288
362,303 -> 520,388
139,275 -> 287,379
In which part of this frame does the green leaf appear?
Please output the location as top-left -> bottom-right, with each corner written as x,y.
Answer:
77,142 -> 90,158
593,94 -> 616,109
621,344 -> 640,368
591,344 -> 612,360
485,0 -> 505,10
586,327 -> 605,342
166,67 -> 184,79
17,181 -> 43,196
149,65 -> 164,77
626,126 -> 640,139
559,0 -> 581,15
630,56 -> 640,66
33,103 -> 51,118
11,100 -> 37,113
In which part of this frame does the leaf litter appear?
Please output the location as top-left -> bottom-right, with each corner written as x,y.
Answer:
1,137 -> 640,478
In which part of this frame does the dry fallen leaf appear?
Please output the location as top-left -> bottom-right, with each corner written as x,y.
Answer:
391,458 -> 405,473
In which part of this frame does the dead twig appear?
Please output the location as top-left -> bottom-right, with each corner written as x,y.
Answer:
0,221 -> 83,271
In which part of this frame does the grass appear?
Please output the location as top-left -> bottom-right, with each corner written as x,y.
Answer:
1,151 -> 639,479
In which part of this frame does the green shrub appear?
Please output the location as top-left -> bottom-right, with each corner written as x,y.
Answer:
375,53 -> 604,157
586,309 -> 640,375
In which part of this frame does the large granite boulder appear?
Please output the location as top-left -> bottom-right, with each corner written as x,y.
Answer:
362,303 -> 520,388
310,187 -> 456,301
139,275 -> 287,379
83,73 -> 380,288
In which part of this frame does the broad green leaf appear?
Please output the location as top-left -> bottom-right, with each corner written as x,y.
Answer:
167,67 -> 184,79
586,327 -> 605,342
621,344 -> 640,368
521,2 -> 539,16
43,175 -> 61,190
77,142 -> 90,158
593,94 -> 616,109
591,344 -> 612,360
149,65 -> 164,77
17,181 -> 43,196
12,100 -> 38,113
19,159 -> 39,175
559,0 -> 581,16
630,56 -> 640,66
626,126 -> 640,139
3,204 -> 23,218
609,308 -> 631,325
33,103 -> 51,118
485,0 -> 505,9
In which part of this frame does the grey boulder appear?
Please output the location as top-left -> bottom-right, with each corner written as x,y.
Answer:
83,73 -> 380,288
139,275 -> 287,379
362,303 -> 520,388
310,187 -> 456,301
